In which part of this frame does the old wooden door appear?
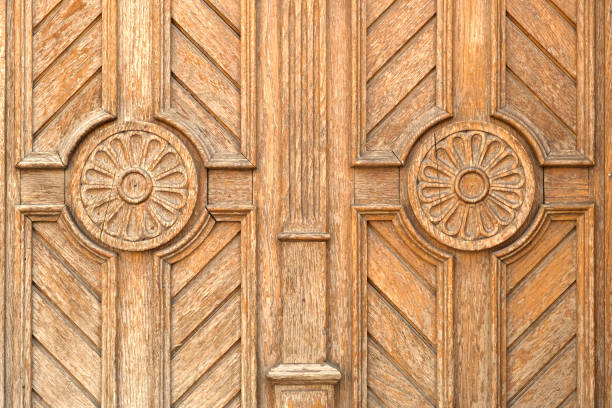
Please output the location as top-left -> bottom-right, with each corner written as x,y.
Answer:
1,0 -> 611,407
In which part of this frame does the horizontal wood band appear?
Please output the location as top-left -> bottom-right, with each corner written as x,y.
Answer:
277,232 -> 331,242
266,363 -> 341,384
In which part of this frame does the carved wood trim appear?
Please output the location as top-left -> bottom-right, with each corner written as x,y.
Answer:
352,205 -> 454,407
351,0 -> 453,167
492,204 -> 595,407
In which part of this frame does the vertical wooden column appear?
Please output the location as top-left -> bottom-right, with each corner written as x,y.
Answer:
453,0 -> 494,405
261,0 -> 341,406
116,1 -> 161,406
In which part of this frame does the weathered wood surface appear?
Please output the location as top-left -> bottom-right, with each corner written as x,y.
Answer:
1,0 -> 611,407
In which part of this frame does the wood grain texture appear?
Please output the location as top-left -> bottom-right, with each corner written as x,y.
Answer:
157,208 -> 256,408
544,168 -> 591,203
3,0 -> 610,407
8,208 -> 117,407
154,0 -> 256,167
20,169 -> 64,204
353,207 -> 453,407
492,0 -> 595,165
493,206 -> 594,407
353,0 -> 452,165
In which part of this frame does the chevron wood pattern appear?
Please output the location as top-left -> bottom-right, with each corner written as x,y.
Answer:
30,220 -> 104,407
493,0 -> 594,165
357,211 -> 453,408
32,0 -> 104,156
358,0 -> 451,164
169,0 -> 244,161
494,207 -> 594,407
168,221 -> 242,408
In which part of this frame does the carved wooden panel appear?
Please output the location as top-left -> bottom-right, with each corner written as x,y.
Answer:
161,220 -> 244,407
493,206 -> 594,407
492,0 -> 595,165
160,0 -> 255,167
11,208 -> 117,407
353,0 -> 453,165
24,0 -> 116,166
7,0 -> 257,406
354,209 -> 453,407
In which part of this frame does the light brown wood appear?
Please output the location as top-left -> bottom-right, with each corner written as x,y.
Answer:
2,0 -> 611,407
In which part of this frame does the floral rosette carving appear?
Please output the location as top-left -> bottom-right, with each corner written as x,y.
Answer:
408,124 -> 535,250
75,128 -> 198,251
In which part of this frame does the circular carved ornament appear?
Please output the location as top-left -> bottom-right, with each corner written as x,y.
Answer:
407,122 -> 535,251
71,123 -> 198,251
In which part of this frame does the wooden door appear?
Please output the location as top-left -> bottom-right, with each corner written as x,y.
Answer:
1,0 -> 610,407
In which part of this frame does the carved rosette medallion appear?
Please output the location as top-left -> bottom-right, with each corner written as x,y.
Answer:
72,123 -> 198,251
408,122 -> 535,251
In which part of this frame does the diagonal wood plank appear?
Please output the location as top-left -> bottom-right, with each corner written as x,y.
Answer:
507,0 -> 576,78
368,287 -> 436,400
172,25 -> 240,138
510,340 -> 577,408
32,344 -> 98,408
173,0 -> 240,83
224,394 -> 241,408
506,21 -> 576,132
172,235 -> 241,347
32,235 -> 102,348
366,69 -> 436,151
366,0 -> 435,80
366,19 -> 435,133
33,20 -> 101,132
32,291 -> 101,401
369,220 -> 437,289
506,230 -> 576,344
34,72 -> 102,152
507,286 -> 577,398
366,0 -> 397,28
34,222 -> 101,297
172,222 -> 241,296
174,345 -> 241,408
507,222 -> 576,290
33,0 -> 100,79
548,0 -> 576,24
505,72 -> 576,154
172,293 -> 240,401
34,0 -> 64,27
171,79 -> 241,153
203,0 -> 240,33
367,228 -> 436,342
32,392 -> 51,408
367,340 -> 435,408
367,390 -> 388,408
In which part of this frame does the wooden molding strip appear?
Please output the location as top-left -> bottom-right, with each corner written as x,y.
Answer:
266,363 -> 341,385
16,152 -> 64,169
277,231 -> 331,242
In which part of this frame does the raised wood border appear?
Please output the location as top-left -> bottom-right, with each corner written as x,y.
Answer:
604,0 -> 612,404
351,0 -> 453,167
7,206 -> 119,407
491,204 -> 595,407
351,205 -> 454,407
491,0 -> 596,166
155,205 -> 257,408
